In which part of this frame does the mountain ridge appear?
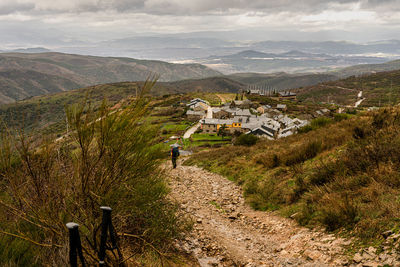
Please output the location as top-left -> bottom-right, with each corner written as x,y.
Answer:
0,52 -> 222,103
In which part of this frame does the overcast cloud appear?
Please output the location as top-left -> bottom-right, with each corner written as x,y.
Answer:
0,0 -> 400,48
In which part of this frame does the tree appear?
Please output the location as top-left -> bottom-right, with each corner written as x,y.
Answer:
217,124 -> 228,140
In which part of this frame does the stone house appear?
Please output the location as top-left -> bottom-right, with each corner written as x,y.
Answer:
186,110 -> 205,121
256,105 -> 271,114
212,108 -> 233,119
276,104 -> 287,112
193,102 -> 208,112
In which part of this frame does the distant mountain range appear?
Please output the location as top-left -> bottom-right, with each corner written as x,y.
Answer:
2,47 -> 52,53
28,37 -> 399,63
4,37 -> 400,75
195,49 -> 392,74
1,50 -> 400,105
0,52 -> 221,103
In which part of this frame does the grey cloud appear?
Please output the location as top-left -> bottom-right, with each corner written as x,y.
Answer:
0,0 -> 378,16
115,0 -> 362,15
361,0 -> 400,11
0,2 -> 35,15
0,0 -> 398,17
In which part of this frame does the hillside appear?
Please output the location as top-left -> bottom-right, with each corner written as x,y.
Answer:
227,72 -> 337,91
0,69 -> 81,102
154,76 -> 244,95
334,59 -> 400,77
196,49 -> 389,74
295,69 -> 400,106
0,82 -> 139,134
0,77 -> 243,133
185,107 -> 400,249
0,52 -> 221,103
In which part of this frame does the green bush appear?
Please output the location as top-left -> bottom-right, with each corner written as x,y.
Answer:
311,117 -> 332,128
285,140 -> 322,166
334,113 -> 349,122
234,134 -> 258,146
297,125 -> 313,133
298,117 -> 333,133
0,80 -> 188,266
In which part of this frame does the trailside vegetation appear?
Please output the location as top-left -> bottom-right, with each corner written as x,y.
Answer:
186,108 -> 400,243
0,80 -> 189,266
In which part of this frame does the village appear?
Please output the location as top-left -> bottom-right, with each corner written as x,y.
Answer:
184,90 -> 309,140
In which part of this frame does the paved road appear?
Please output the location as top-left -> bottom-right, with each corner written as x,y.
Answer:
206,106 -> 213,119
355,91 -> 365,107
183,122 -> 201,139
183,105 -> 212,139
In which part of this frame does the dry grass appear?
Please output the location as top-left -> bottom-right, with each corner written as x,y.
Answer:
185,110 -> 400,242
0,81 -> 190,266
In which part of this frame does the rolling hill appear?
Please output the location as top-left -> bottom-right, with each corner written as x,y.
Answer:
334,59 -> 400,77
154,76 -> 244,95
0,76 -> 244,133
224,59 -> 400,92
0,52 -> 221,104
294,69 -> 400,106
196,49 -> 389,74
226,72 -> 338,91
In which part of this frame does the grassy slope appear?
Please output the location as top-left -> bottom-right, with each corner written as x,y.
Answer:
295,69 -> 400,106
186,109 -> 400,243
0,78 -> 243,135
154,76 -> 244,96
335,59 -> 400,77
0,52 -> 222,103
227,72 -> 338,91
0,82 -> 139,134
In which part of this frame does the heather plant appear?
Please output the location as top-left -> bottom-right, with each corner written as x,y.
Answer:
186,109 -> 400,241
0,80 -> 188,266
234,134 -> 258,146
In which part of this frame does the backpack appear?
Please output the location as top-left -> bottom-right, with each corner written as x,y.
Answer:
172,147 -> 180,157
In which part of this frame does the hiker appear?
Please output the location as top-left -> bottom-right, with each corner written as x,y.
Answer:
171,144 -> 180,169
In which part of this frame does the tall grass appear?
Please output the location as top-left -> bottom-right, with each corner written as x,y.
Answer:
185,110 -> 400,241
0,80 -> 188,266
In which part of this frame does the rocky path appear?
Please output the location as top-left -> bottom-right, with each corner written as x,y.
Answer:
166,163 -> 355,267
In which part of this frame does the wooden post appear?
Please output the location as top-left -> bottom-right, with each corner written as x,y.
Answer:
99,206 -> 112,267
66,222 -> 86,267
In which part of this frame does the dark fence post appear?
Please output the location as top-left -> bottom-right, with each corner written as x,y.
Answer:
99,206 -> 112,266
66,222 -> 86,267
98,206 -> 124,267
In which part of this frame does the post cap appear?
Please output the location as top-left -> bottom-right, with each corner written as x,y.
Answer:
100,206 -> 112,211
66,222 -> 79,229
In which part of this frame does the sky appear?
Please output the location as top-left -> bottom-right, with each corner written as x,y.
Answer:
0,0 -> 400,48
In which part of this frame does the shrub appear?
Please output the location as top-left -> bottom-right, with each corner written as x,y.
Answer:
317,193 -> 359,231
298,124 -> 313,133
334,113 -> 349,122
285,140 -> 322,166
298,117 -> 333,133
0,80 -> 188,266
353,126 -> 366,139
272,154 -> 280,167
311,117 -> 332,128
234,134 -> 258,146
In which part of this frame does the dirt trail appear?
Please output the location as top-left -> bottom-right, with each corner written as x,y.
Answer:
166,162 -> 354,267
216,94 -> 229,104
